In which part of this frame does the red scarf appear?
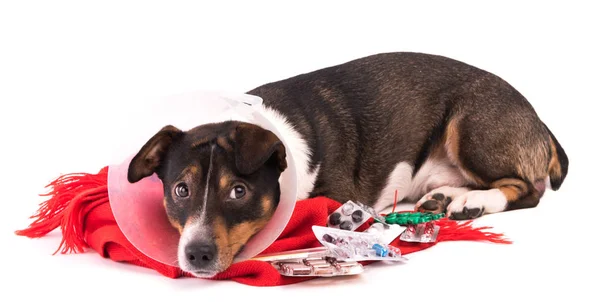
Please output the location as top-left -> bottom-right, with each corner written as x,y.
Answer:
16,167 -> 510,286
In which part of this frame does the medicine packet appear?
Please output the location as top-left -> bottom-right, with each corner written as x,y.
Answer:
252,247 -> 364,277
312,226 -> 407,262
399,222 -> 440,243
326,200 -> 372,231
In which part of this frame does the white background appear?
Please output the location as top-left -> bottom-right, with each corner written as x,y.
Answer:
1,1 -> 599,301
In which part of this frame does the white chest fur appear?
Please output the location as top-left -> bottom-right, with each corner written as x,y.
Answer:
257,105 -> 319,200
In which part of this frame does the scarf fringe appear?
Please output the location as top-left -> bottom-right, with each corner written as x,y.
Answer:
436,218 -> 512,244
15,167 -> 110,255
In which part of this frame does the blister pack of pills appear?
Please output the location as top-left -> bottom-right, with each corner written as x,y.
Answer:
364,221 -> 406,244
312,226 -> 407,262
252,247 -> 332,262
252,247 -> 364,277
399,222 -> 440,243
272,257 -> 364,277
327,200 -> 384,231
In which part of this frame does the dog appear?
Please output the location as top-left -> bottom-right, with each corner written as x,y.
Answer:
126,52 -> 568,277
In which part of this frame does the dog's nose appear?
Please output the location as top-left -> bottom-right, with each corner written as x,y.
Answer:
184,242 -> 216,268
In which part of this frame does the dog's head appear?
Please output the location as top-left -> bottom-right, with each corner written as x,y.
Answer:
127,121 -> 287,277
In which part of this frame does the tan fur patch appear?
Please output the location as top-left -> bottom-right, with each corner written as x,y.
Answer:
211,199 -> 274,268
212,215 -> 271,269
217,137 -> 233,152
514,137 -> 551,183
175,165 -> 201,182
498,187 -> 522,203
227,218 -> 270,256
443,116 -> 486,186
444,118 -> 461,162
491,178 -> 529,202
212,216 -> 231,268
261,195 -> 275,216
190,136 -> 214,148
219,174 -> 232,190
548,135 -> 562,179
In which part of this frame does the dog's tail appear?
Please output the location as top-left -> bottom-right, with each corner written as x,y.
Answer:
544,123 -> 569,190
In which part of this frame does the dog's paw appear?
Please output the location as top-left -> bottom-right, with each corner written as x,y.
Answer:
448,204 -> 484,220
415,186 -> 470,214
446,189 -> 507,220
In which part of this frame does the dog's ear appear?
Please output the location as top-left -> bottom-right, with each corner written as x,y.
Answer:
127,125 -> 183,183
233,123 -> 287,175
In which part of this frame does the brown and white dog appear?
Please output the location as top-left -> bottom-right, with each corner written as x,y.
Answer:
126,52 -> 568,277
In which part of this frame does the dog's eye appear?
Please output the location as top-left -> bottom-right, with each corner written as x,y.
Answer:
229,185 -> 246,200
175,183 -> 189,198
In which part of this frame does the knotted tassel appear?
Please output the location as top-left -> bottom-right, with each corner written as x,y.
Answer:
15,167 -> 110,254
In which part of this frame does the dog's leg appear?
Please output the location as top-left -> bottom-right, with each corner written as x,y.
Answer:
416,83 -> 555,220
416,178 -> 544,219
445,178 -> 543,220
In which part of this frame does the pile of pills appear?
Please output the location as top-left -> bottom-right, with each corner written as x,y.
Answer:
257,199 -> 449,278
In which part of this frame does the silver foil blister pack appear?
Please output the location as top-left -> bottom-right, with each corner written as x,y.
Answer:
252,247 -> 364,277
312,226 -> 407,262
326,200 -> 382,231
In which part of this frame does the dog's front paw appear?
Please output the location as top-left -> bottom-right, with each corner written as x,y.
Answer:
448,205 -> 484,220
446,190 -> 506,220
415,193 -> 451,214
415,186 -> 470,214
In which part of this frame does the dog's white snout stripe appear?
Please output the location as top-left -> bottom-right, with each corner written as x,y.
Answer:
179,145 -> 215,268
200,144 -> 215,223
